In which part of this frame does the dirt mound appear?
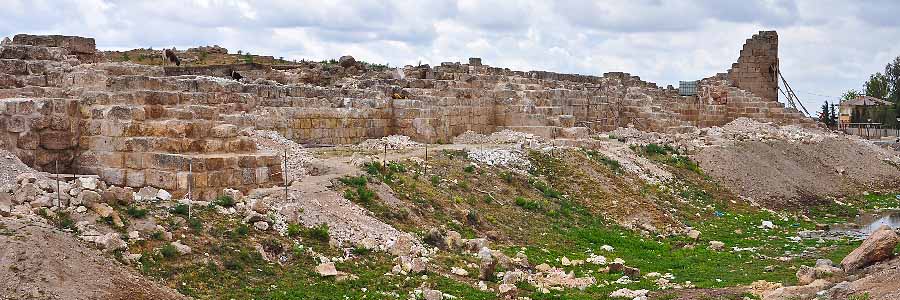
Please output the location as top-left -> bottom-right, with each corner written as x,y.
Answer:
0,217 -> 187,300
694,138 -> 900,207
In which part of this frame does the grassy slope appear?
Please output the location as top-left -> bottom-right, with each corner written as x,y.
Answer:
121,145 -> 899,300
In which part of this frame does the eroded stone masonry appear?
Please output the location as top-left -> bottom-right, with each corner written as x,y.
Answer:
0,31 -> 812,199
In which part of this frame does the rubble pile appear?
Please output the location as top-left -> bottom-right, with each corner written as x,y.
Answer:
247,130 -> 313,182
467,148 -> 533,172
453,129 -> 550,148
0,149 -> 45,186
356,135 -> 421,151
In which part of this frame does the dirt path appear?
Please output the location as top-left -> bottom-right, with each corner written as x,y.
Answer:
0,217 -> 187,300
257,144 -> 469,250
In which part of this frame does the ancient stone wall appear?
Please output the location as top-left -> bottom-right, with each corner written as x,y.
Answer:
726,31 -> 779,102
0,32 -> 813,199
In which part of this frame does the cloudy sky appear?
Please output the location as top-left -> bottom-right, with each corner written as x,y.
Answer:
3,0 -> 899,112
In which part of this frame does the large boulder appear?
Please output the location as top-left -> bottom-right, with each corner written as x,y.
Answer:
841,225 -> 898,272
338,55 -> 356,68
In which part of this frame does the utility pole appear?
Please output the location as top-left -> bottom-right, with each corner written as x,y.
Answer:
55,161 -> 60,206
284,149 -> 288,202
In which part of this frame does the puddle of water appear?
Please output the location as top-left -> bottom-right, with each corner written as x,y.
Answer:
830,210 -> 900,236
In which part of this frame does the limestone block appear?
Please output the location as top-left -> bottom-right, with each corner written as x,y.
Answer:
39,131 -> 76,150
125,169 -> 145,188
145,169 -> 177,190
210,124 -> 238,138
99,168 -> 125,186
7,115 -> 29,133
17,131 -> 39,150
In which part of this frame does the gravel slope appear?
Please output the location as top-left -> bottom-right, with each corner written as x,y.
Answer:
0,217 -> 187,300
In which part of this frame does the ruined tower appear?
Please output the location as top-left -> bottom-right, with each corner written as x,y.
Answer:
726,31 -> 779,102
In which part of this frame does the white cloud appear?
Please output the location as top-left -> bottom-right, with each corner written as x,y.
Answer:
1,0 -> 899,112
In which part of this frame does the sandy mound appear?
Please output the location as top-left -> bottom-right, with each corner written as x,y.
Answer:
0,217 -> 187,300
694,138 -> 900,207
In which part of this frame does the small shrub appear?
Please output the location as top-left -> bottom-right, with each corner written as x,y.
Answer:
388,162 -> 406,173
499,171 -> 513,183
848,293 -> 870,300
356,186 -> 376,203
352,246 -> 372,256
171,203 -> 189,216
287,223 -> 301,237
188,217 -> 203,231
457,181 -> 469,190
126,206 -> 147,218
463,165 -> 475,173
340,176 -> 368,188
307,223 -> 330,242
365,162 -> 382,176
236,224 -> 249,236
150,230 -> 164,240
645,143 -> 673,155
214,195 -> 236,208
466,210 -> 479,225
515,197 -> 542,210
160,244 -> 178,258
530,179 -> 561,199
430,175 -> 441,186
53,211 -> 76,231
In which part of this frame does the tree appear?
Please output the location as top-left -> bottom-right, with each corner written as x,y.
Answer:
841,89 -> 862,102
885,56 -> 900,102
819,101 -> 837,127
829,103 -> 838,126
864,72 -> 890,100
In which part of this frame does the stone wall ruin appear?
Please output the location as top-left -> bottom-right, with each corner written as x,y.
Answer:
0,31 -> 813,199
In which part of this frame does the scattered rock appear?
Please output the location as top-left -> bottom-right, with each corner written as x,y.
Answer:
78,177 -> 98,190
708,240 -> 725,251
497,283 -> 517,298
422,289 -> 442,300
156,189 -> 172,201
687,229 -> 701,240
94,232 -> 126,252
535,263 -> 552,272
171,241 -> 192,255
253,221 -> 270,231
451,267 -> 469,276
840,225 -> 898,272
316,262 -> 339,277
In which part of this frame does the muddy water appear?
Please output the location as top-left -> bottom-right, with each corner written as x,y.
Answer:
830,210 -> 900,236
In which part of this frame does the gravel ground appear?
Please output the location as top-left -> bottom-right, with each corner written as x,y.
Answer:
0,217 -> 187,300
0,149 -> 44,187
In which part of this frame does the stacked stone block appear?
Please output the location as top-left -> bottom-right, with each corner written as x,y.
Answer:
726,31 -> 779,102
0,32 -> 815,200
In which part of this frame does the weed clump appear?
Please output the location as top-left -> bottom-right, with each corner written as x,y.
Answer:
160,244 -> 178,258
529,178 -> 561,199
126,206 -> 148,218
214,195 -> 236,208
171,203 -> 190,216
515,197 -> 543,210
286,223 -> 302,237
307,223 -> 330,242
